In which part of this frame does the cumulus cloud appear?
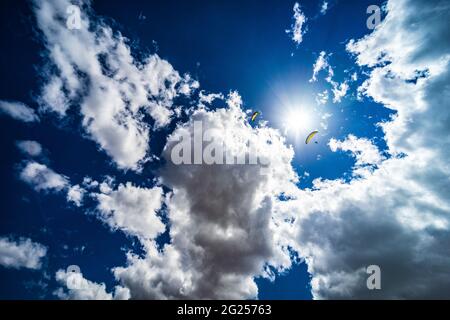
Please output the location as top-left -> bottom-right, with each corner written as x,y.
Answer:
20,161 -> 89,209
0,101 -> 39,123
198,91 -> 224,108
55,269 -> 129,300
329,135 -> 384,167
288,0 -> 450,299
67,185 -> 85,207
286,3 -> 307,45
95,182 -> 165,241
20,161 -> 69,192
40,76 -> 70,116
16,140 -> 43,157
0,237 -> 47,270
24,3 -> 301,300
329,134 -> 385,177
112,92 -> 299,299
33,0 -> 199,170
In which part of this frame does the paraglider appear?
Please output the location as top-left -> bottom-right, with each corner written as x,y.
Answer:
251,111 -> 260,122
305,130 -> 319,144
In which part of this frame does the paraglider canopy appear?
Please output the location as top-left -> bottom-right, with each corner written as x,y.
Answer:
251,111 -> 260,122
305,130 -> 319,144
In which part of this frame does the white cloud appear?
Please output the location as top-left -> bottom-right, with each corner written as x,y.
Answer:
287,0 -> 450,299
20,161 -> 88,208
33,0 -> 199,171
55,269 -> 129,300
95,182 -> 165,241
320,1 -> 329,15
329,134 -> 385,177
82,177 -> 99,189
286,3 -> 308,45
40,76 -> 70,116
16,140 -> 43,157
331,81 -> 349,103
316,89 -> 329,105
309,52 -> 349,103
310,51 -> 334,83
329,134 -> 384,167
112,92 -> 299,299
67,185 -> 85,207
198,91 -> 224,108
0,101 -> 39,123
20,161 -> 69,192
0,237 -> 47,270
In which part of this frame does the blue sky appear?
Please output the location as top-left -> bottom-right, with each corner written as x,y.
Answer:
1,0 -> 449,300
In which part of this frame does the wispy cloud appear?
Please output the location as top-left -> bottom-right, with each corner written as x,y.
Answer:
0,101 -> 39,123
286,2 -> 308,45
16,140 -> 43,157
320,1 -> 329,15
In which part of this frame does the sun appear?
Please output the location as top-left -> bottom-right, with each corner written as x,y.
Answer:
264,82 -> 321,146
280,105 -> 319,145
284,108 -> 314,137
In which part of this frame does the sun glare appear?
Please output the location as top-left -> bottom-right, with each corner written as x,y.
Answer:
281,105 -> 318,144
266,83 -> 321,146
285,109 -> 313,135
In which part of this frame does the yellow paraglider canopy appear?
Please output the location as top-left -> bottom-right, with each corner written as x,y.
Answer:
305,130 -> 319,144
251,111 -> 260,122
